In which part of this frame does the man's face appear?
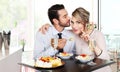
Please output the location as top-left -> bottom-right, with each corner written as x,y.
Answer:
57,9 -> 70,27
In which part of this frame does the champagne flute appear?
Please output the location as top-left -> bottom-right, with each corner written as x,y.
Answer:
51,38 -> 58,49
51,36 -> 58,57
87,39 -> 96,66
88,39 -> 96,52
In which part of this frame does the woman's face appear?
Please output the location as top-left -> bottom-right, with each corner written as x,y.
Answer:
70,16 -> 84,35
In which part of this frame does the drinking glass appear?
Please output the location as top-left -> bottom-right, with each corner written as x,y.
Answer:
88,39 -> 96,52
51,38 -> 58,49
87,39 -> 96,66
51,36 -> 58,56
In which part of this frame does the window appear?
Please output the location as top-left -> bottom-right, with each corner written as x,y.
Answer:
100,0 -> 120,50
0,0 -> 34,51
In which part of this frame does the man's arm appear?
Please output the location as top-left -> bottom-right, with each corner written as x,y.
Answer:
33,31 -> 58,60
39,23 -> 51,34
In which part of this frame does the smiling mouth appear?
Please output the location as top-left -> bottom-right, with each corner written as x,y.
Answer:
73,29 -> 78,32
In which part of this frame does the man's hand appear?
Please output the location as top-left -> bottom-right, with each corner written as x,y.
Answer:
57,38 -> 67,50
39,23 -> 51,34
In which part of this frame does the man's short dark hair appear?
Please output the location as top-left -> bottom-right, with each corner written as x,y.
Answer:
48,4 -> 65,24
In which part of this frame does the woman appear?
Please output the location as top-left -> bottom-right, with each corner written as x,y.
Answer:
70,7 -> 112,72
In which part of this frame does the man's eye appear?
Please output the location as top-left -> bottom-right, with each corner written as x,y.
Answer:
64,15 -> 67,18
76,21 -> 81,24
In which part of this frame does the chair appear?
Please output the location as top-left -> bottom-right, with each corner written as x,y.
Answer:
0,48 -> 22,72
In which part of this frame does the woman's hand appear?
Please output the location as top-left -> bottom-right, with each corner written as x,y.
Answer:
80,22 -> 95,42
80,31 -> 90,42
94,45 -> 103,57
39,23 -> 51,34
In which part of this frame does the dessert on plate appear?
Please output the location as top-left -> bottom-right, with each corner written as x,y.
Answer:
75,54 -> 94,63
57,52 -> 73,59
35,56 -> 63,68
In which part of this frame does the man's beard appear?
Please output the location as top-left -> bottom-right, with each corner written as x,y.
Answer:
59,22 -> 70,27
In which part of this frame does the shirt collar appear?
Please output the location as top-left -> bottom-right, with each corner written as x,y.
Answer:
51,25 -> 67,36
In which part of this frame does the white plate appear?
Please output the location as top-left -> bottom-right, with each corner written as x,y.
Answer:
57,53 -> 73,59
35,61 -> 65,68
35,56 -> 64,68
75,55 -> 94,63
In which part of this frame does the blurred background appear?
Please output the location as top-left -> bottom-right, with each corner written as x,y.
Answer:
0,0 -> 120,71
0,0 -> 120,53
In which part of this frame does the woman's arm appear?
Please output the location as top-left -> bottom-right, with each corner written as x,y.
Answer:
94,31 -> 110,60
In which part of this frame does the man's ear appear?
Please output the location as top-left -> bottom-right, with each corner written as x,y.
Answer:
53,19 -> 59,24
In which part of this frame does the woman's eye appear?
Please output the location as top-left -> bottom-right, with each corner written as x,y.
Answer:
71,21 -> 74,24
64,16 -> 67,18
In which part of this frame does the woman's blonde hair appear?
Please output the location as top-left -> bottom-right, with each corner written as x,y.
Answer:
72,7 -> 90,24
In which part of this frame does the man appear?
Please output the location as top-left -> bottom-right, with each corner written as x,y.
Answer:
34,4 -> 75,59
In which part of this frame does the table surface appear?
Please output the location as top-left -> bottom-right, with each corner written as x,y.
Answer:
19,56 -> 115,72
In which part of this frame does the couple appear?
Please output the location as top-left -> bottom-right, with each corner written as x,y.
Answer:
34,4 -> 112,72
